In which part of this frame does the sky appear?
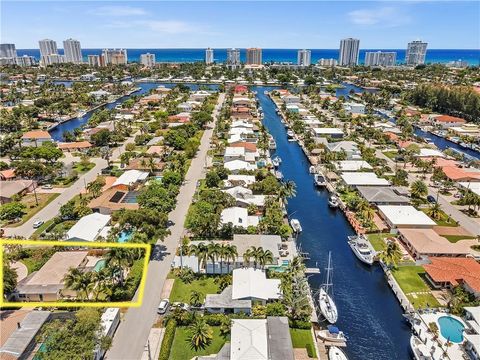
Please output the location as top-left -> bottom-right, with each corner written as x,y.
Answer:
1,1 -> 479,49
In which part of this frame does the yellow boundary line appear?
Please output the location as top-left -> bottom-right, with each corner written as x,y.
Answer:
0,239 -> 151,308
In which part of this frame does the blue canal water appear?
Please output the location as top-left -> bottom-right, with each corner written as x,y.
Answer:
254,86 -> 412,360
18,48 -> 480,65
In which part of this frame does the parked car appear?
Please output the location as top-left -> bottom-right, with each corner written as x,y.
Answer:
41,184 -> 53,190
157,299 -> 170,314
33,220 -> 44,228
171,302 -> 190,311
427,195 -> 437,203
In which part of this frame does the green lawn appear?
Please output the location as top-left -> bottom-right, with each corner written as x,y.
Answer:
367,233 -> 390,251
421,209 -> 458,227
290,328 -> 317,358
169,326 -> 227,360
31,219 -> 55,237
407,293 -> 441,309
382,150 -> 399,160
391,266 -> 430,294
5,193 -> 60,227
73,161 -> 95,173
169,276 -> 220,303
443,235 -> 477,243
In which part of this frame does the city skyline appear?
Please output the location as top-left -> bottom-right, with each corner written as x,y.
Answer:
2,1 -> 479,49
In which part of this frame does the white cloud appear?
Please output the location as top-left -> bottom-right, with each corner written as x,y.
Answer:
348,7 -> 411,27
93,6 -> 147,17
104,19 -> 207,35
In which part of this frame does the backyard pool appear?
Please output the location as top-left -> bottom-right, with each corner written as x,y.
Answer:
118,231 -> 133,243
438,316 -> 465,343
94,259 -> 106,272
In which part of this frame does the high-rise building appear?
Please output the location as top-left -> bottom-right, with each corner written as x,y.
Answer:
297,49 -> 311,66
338,38 -> 360,66
205,48 -> 214,64
39,39 -> 58,57
364,51 -> 397,67
41,54 -> 66,66
246,48 -> 262,65
63,38 -> 83,64
88,55 -> 101,67
226,48 -> 240,68
15,55 -> 36,67
318,58 -> 338,67
406,40 -> 428,66
0,44 -> 17,58
102,49 -> 128,65
140,53 -> 156,67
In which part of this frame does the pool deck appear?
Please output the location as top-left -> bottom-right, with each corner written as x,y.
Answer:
412,311 -> 467,360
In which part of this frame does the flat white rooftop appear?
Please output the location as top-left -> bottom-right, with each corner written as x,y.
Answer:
341,172 -> 390,186
378,205 -> 436,226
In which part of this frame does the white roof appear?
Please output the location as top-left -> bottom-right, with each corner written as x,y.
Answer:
378,205 -> 436,226
223,187 -> 265,207
231,120 -> 254,129
224,160 -> 256,172
225,147 -> 245,157
229,127 -> 254,136
227,175 -> 256,185
334,160 -> 372,172
100,308 -> 120,336
230,319 -> 268,360
223,186 -> 253,196
232,268 -> 281,301
416,148 -> 445,158
228,134 -> 243,144
459,182 -> 480,196
66,213 -> 111,241
112,170 -> 149,187
312,128 -> 344,135
341,172 -> 390,186
220,207 -> 259,228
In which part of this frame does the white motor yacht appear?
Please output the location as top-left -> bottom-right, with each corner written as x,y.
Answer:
314,172 -> 327,187
287,130 -> 295,139
347,235 -> 376,266
309,165 -> 316,174
272,156 -> 281,168
269,137 -> 277,150
290,218 -> 302,233
328,196 -> 340,208
329,346 -> 349,360
318,252 -> 338,324
317,325 -> 346,343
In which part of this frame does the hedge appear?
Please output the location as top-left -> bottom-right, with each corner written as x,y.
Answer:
158,319 -> 177,360
289,319 -> 312,329
306,343 -> 315,358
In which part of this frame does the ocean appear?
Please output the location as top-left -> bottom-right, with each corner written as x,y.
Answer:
17,48 -> 480,65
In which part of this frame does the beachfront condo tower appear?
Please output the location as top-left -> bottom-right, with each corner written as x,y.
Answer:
63,38 -> 83,64
364,51 -> 397,67
140,53 -> 156,68
227,48 -> 241,68
0,43 -> 17,59
205,48 -> 214,64
406,40 -> 428,66
246,48 -> 262,65
39,39 -> 58,58
338,38 -> 360,66
102,49 -> 128,65
297,49 -> 312,66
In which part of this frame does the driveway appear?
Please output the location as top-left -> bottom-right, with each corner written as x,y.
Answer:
106,93 -> 225,360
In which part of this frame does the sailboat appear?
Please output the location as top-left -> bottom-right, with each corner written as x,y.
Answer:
318,252 -> 338,324
328,346 -> 349,360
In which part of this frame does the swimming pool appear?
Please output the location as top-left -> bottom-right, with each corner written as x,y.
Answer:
94,259 -> 106,272
118,231 -> 133,243
438,316 -> 465,343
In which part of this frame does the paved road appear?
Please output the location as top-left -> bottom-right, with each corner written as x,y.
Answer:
2,132 -> 139,239
106,93 -> 225,360
376,150 -> 480,235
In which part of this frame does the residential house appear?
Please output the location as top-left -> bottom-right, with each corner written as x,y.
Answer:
21,130 -> 52,147
0,180 -> 35,204
333,160 -> 372,172
340,172 -> 390,187
66,213 -> 111,241
58,141 -> 92,152
327,141 -> 361,159
220,207 -> 259,228
378,205 -> 436,232
223,186 -> 265,209
429,114 -> 466,129
344,102 -> 365,115
356,186 -> 411,206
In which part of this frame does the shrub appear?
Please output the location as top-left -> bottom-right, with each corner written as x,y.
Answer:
204,313 -> 227,326
289,319 -> 312,329
306,343 -> 315,358
158,319 -> 177,360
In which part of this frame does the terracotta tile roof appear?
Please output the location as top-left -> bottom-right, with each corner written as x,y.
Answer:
434,115 -> 466,123
0,169 -> 15,180
230,142 -> 257,152
385,132 -> 399,141
234,85 -> 248,93
232,106 -> 250,113
0,310 -> 31,347
423,257 -> 480,292
58,141 -> 92,150
21,130 -> 51,139
442,166 -> 480,181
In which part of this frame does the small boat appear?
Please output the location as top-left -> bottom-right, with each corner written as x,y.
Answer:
269,137 -> 277,150
309,165 -> 316,174
271,156 -> 282,168
314,172 -> 327,187
275,170 -> 283,180
317,325 -> 346,343
328,196 -> 339,208
329,346 -> 349,360
287,130 -> 295,139
410,335 -> 433,360
290,218 -> 302,233
347,235 -> 376,266
318,252 -> 338,324
264,90 -> 269,95
77,110 -> 87,118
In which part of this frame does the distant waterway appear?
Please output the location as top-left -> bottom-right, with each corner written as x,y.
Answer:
253,86 -> 412,360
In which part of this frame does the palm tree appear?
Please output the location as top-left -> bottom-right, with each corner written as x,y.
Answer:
410,180 -> 428,199
217,243 -> 228,274
189,243 -> 208,273
105,248 -> 136,284
225,245 -> 238,273
258,249 -> 274,269
426,202 -> 442,221
188,317 -> 213,350
189,290 -> 202,307
247,246 -> 264,269
63,267 -> 84,298
379,241 -> 402,270
277,180 -> 297,205
243,248 -> 253,268
207,242 -> 220,274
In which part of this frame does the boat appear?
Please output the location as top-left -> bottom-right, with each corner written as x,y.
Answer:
264,90 -> 269,95
269,137 -> 277,150
318,252 -> 338,324
290,218 -> 302,233
328,196 -> 340,208
329,346 -> 349,360
287,130 -> 295,139
272,156 -> 282,168
347,235 -> 376,265
275,170 -> 283,180
77,110 -> 87,118
314,172 -> 327,187
410,335 -> 433,360
309,165 -> 316,174
317,325 -> 345,343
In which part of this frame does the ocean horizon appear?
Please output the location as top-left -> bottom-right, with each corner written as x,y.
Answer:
17,48 -> 480,65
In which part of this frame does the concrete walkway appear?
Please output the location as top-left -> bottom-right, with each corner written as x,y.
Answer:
106,93 -> 225,360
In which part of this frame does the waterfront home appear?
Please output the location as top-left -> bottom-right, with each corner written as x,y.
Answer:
0,310 -> 51,360
139,94 -> 163,105
231,106 -> 253,120
415,148 -> 446,158
441,166 -> 480,182
58,141 -> 92,152
463,306 -> 480,360
378,205 -> 436,231
356,186 -> 411,206
422,257 -> 480,298
231,120 -> 254,130
198,317 -> 294,360
0,180 -> 35,204
340,172 -> 390,187
88,89 -> 110,100
282,94 -> 301,104
222,186 -> 266,209
226,174 -> 257,187
224,159 -> 257,173
449,123 -> 480,138
344,102 -> 365,115
15,251 -> 91,301
232,268 -> 281,303
286,104 -> 300,113
229,141 -> 258,154
21,130 -> 52,147
224,146 -> 247,162
177,102 -> 193,112
233,85 -> 248,94
398,228 -> 479,259
205,286 -> 252,314
333,160 -> 372,172
459,182 -> 480,196
220,207 -> 259,228
229,126 -> 254,137
327,141 -> 361,159
232,97 -> 252,107
66,213 -> 111,241
429,114 -> 466,129
311,127 -> 344,139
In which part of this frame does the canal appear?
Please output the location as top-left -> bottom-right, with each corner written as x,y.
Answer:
254,86 -> 412,360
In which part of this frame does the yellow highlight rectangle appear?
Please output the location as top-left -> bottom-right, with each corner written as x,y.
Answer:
0,239 -> 150,308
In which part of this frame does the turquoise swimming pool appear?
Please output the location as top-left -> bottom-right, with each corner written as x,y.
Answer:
438,316 -> 465,343
118,231 -> 133,243
94,259 -> 106,272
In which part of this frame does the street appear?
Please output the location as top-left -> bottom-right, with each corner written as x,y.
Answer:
106,93 -> 225,360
